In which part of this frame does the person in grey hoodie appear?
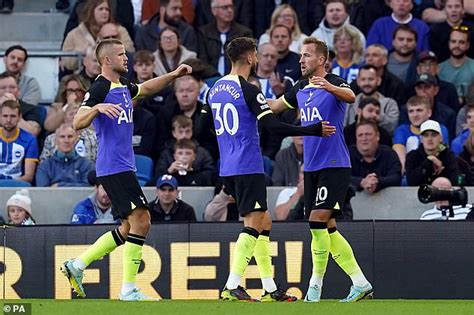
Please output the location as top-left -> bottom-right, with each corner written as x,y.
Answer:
36,123 -> 93,187
310,0 -> 366,51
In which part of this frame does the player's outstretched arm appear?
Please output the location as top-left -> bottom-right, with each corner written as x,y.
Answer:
259,112 -> 336,137
310,76 -> 356,103
139,64 -> 192,98
267,98 -> 291,113
73,104 -> 122,130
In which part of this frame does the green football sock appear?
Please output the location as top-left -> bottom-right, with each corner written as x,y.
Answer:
230,227 -> 259,276
254,234 -> 273,278
329,229 -> 368,287
77,228 -> 125,267
123,233 -> 145,284
309,222 -> 330,286
254,232 -> 277,292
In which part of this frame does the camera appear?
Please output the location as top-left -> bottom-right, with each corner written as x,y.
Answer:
417,184 -> 468,207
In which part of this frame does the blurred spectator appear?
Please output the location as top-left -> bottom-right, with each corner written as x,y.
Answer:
410,51 -> 461,113
413,73 -> 457,139
153,26 -> 197,77
272,136 -> 303,187
456,130 -> 474,185
156,139 -> 215,186
41,103 -> 98,162
274,166 -> 305,220
451,103 -> 474,155
349,121 -> 401,194
439,26 -> 474,106
78,47 -> 102,85
132,100 -> 155,158
203,179 -> 238,221
63,0 -> 135,44
386,25 -> 418,87
351,44 -> 406,106
195,0 -> 253,31
331,25 -> 364,84
344,97 -> 393,147
180,57 -> 220,104
0,72 -> 41,136
62,0 -> 135,71
345,65 -> 399,134
149,174 -> 197,222
140,0 -> 195,25
133,50 -> 156,83
36,123 -> 94,187
256,43 -> 291,99
406,120 -> 460,186
422,0 -> 474,24
0,100 -> 38,183
134,0 -> 197,53
393,96 -> 450,173
0,0 -> 13,13
157,75 -> 203,150
258,4 -> 308,54
254,0 -> 324,37
429,0 -> 474,62
155,115 -> 214,179
350,0 -> 391,35
270,24 -> 301,84
325,49 -> 336,73
2,45 -> 41,106
419,177 -> 471,220
197,0 -> 253,75
367,0 -> 430,52
44,74 -> 90,133
71,170 -> 118,224
6,189 -> 35,226
310,0 -> 366,51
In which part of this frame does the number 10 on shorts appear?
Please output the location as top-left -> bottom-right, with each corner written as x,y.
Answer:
315,186 -> 328,206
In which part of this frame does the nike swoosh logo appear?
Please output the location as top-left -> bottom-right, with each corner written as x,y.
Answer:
315,201 -> 325,206
285,69 -> 293,73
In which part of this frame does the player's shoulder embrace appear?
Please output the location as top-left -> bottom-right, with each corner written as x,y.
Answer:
325,73 -> 350,89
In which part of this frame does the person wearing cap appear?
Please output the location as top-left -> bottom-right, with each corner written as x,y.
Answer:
2,45 -> 41,106
71,170 -> 117,225
344,97 -> 393,147
393,95 -> 450,173
406,119 -> 461,186
429,0 -> 474,63
6,189 -> 35,225
148,174 -> 196,222
439,26 -> 474,106
411,50 -> 461,113
413,72 -> 457,140
345,65 -> 399,134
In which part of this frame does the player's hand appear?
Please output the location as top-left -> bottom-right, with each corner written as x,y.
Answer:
95,103 -> 123,119
314,121 -> 336,137
173,64 -> 193,78
269,72 -> 286,96
309,76 -> 333,92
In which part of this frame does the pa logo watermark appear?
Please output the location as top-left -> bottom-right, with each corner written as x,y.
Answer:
3,304 -> 31,315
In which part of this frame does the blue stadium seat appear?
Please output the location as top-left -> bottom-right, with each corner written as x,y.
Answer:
134,154 -> 154,184
37,105 -> 48,128
0,180 -> 32,187
204,76 -> 221,88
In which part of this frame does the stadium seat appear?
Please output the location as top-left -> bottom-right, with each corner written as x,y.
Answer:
0,180 -> 32,187
135,154 -> 154,184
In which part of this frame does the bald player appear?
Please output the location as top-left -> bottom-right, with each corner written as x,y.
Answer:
61,39 -> 191,301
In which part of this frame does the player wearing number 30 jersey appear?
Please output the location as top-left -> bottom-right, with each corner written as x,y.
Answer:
203,37 -> 336,302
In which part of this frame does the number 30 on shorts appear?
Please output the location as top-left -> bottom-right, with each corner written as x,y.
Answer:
212,102 -> 240,135
315,186 -> 328,204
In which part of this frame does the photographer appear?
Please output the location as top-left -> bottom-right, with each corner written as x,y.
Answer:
406,120 -> 461,186
419,177 -> 472,220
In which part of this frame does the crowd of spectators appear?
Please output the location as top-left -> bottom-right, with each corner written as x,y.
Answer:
2,0 -> 474,222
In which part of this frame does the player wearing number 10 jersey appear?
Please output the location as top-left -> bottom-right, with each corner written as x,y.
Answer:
269,37 -> 373,303
203,37 -> 336,302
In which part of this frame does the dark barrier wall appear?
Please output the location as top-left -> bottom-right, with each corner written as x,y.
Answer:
0,222 -> 473,299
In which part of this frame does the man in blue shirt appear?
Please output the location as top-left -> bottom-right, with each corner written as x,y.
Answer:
269,37 -> 373,302
61,38 -> 191,301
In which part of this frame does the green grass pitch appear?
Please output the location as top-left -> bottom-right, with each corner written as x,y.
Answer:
4,300 -> 474,315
